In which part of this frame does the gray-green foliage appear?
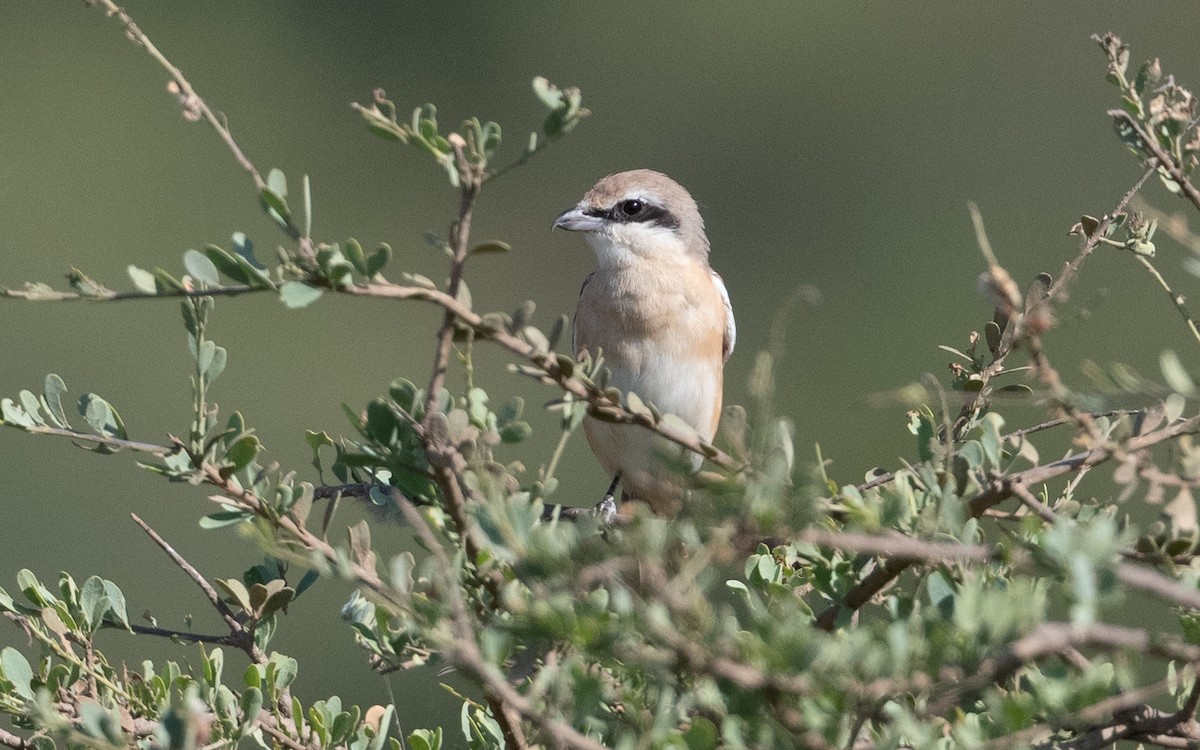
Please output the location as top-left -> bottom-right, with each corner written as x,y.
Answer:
5,15 -> 1200,750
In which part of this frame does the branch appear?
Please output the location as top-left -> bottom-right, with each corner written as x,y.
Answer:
344,281 -> 740,471
90,0 -> 265,191
1132,251 -> 1200,347
1,284 -> 261,303
5,279 -> 740,476
814,414 -> 1200,630
1109,110 -> 1200,213
130,514 -> 264,662
930,621 -> 1200,722
796,529 -> 993,564
0,728 -> 34,750
391,491 -> 598,750
125,622 -> 239,645
1051,165 -> 1156,303
0,422 -> 177,455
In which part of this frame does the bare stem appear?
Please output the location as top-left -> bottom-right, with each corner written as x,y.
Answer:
91,0 -> 266,191
1133,253 -> 1200,347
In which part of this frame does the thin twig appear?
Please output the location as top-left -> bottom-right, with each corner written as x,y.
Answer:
342,281 -> 741,471
92,0 -> 265,191
391,492 -> 605,750
130,514 -> 252,650
0,423 -> 176,455
815,414 -> 1200,630
1109,110 -> 1200,214
127,623 -> 239,645
1133,252 -> 1200,347
1009,481 -> 1059,524
1050,166 -> 1156,303
931,621 -> 1200,721
1004,409 -> 1144,441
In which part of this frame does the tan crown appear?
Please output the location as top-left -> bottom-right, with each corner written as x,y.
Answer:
581,169 -> 710,258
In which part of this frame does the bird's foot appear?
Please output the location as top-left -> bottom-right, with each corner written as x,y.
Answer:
592,493 -> 618,526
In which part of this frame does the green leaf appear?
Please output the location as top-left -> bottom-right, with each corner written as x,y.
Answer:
206,346 -> 228,382
683,717 -> 718,750
184,249 -> 220,286
345,238 -> 368,275
261,188 -> 293,233
42,374 -> 70,429
79,393 -> 128,441
232,232 -> 267,270
926,570 -> 956,608
194,338 -> 216,374
152,268 -> 187,293
306,429 -> 334,472
204,244 -> 250,284
80,576 -> 108,633
267,168 -> 288,199
225,435 -> 261,472
17,569 -> 53,606
367,244 -> 393,277
1161,350 -> 1197,397
470,240 -> 511,255
1,398 -> 35,428
79,702 -> 123,745
408,728 -> 441,750
466,387 -> 489,428
908,408 -> 936,462
980,412 -> 1004,468
216,578 -> 253,614
302,174 -> 313,238
268,654 -> 298,693
280,281 -> 324,309
498,421 -> 532,443
0,647 -> 34,700
330,709 -> 357,745
127,265 -> 157,294
257,585 -> 294,620
497,397 -> 524,427
18,391 -> 45,426
626,391 -> 652,419
102,579 -> 131,631
200,509 -> 252,529
294,570 -> 318,599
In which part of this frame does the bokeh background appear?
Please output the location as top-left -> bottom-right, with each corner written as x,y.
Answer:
4,1 -> 1200,732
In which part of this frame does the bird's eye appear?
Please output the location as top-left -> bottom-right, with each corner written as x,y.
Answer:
619,199 -> 644,217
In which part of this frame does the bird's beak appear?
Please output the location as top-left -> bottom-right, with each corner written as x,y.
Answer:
553,205 -> 604,232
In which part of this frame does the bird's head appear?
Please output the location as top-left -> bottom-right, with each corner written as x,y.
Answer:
553,169 -> 709,268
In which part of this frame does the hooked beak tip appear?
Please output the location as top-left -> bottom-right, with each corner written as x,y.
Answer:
553,206 -> 599,233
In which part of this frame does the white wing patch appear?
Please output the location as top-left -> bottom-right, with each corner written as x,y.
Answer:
711,270 -> 735,362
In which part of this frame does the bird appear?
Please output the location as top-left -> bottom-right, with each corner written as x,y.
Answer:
553,169 -> 735,515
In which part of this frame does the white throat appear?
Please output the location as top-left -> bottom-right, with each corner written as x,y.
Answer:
585,223 -> 689,270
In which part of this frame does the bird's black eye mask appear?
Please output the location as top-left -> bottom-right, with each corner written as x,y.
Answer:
584,198 -> 680,230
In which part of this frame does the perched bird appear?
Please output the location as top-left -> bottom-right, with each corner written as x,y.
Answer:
554,169 -> 735,514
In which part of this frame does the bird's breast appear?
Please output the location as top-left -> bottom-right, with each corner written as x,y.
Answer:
575,258 -> 726,437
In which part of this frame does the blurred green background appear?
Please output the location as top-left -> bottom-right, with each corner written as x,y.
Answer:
4,1 -> 1200,730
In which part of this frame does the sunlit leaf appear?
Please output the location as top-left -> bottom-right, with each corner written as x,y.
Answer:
280,281 -> 324,309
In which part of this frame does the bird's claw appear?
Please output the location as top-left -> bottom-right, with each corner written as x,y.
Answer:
592,493 -> 618,526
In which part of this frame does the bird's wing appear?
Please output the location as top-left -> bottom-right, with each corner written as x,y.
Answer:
572,271 -> 595,357
711,270 -> 735,362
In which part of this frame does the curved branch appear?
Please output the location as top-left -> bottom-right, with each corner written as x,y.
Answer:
91,0 -> 265,191
815,414 -> 1200,630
